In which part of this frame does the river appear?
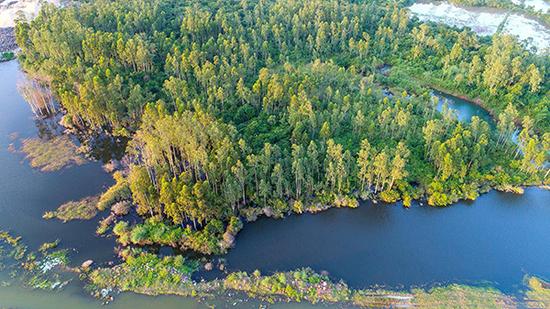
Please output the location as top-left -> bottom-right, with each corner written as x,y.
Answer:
433,89 -> 494,124
1,60 -> 549,307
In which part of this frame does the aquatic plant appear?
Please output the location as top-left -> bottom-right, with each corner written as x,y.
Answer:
87,252 -> 204,299
20,136 -> 86,172
0,231 -> 72,290
43,196 -> 99,222
17,79 -> 57,117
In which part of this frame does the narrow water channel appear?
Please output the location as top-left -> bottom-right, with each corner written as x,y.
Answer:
433,89 -> 494,124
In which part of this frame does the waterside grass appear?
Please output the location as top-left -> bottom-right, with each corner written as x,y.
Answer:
0,231 -> 72,290
43,196 -> 100,222
20,136 -> 86,172
87,253 -> 525,308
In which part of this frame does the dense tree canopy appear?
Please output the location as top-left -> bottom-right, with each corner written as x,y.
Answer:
15,0 -> 549,254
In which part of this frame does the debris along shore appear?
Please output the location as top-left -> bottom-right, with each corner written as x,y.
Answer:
0,27 -> 17,61
1,0 -> 60,60
0,27 -> 17,52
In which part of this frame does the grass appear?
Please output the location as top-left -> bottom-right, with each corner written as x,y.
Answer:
97,172 -> 131,211
20,136 -> 86,172
87,258 -> 521,308
87,252 -> 208,299
43,196 -> 99,222
413,285 -> 516,308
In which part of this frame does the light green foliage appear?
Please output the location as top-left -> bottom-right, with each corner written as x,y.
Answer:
88,252 -> 202,297
224,268 -> 352,304
97,172 -> 131,211
524,277 -> 550,308
43,196 -> 99,222
15,0 -> 549,254
0,231 -> 71,290
413,285 -> 515,308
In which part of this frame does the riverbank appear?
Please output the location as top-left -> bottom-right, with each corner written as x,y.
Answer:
0,27 -> 17,61
381,64 -> 527,128
448,0 -> 550,28
1,0 -> 548,306
3,186 -> 550,308
84,249 -> 544,308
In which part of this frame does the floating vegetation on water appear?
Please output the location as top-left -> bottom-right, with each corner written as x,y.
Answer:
0,231 -> 72,290
38,240 -> 60,252
20,136 -> 86,172
43,196 -> 100,222
0,230 -> 27,260
96,214 -> 116,235
22,249 -> 72,290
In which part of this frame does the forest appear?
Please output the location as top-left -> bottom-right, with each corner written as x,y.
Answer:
14,0 -> 549,254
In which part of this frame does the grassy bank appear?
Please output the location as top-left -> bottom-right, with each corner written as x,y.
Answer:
87,251 -> 527,308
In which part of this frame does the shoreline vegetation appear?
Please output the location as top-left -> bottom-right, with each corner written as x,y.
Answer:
2,231 -> 549,307
12,0 -> 548,255
19,136 -> 86,172
0,27 -> 18,62
3,0 -> 549,306
83,250 -> 546,308
0,231 -> 73,291
446,0 -> 550,27
43,196 -> 100,222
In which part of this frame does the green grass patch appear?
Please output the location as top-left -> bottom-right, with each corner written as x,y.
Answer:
97,172 -> 131,211
43,196 -> 99,222
413,285 -> 515,308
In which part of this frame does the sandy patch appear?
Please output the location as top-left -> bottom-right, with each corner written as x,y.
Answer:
0,0 -> 60,28
512,0 -> 550,13
409,2 -> 550,52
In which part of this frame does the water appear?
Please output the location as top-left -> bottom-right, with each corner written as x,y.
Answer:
0,60 -> 116,264
0,282 -> 321,309
433,90 -> 494,124
225,189 -> 550,294
1,60 -> 549,307
0,60 -> 325,308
